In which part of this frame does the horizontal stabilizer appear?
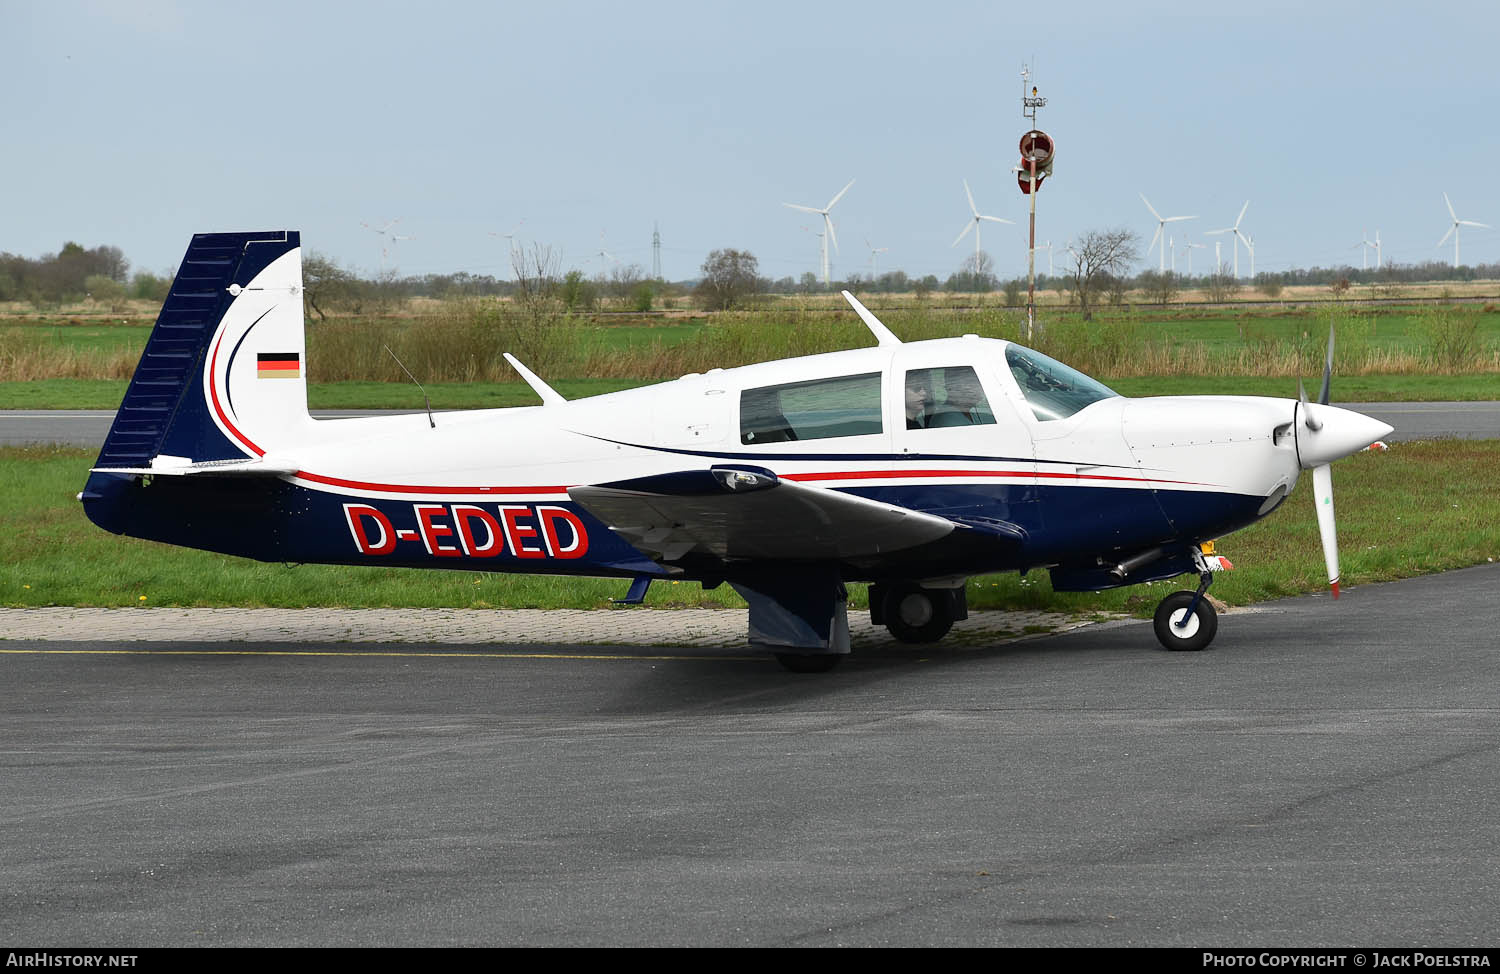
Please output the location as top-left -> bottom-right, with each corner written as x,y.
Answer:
91,455 -> 300,478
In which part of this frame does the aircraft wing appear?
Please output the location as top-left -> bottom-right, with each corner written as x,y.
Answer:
568,465 -> 956,564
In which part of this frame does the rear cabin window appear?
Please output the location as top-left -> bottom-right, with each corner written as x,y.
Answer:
904,366 -> 996,430
740,372 -> 883,444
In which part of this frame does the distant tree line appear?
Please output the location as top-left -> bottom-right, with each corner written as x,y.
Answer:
9,238 -> 1500,317
0,242 -> 168,309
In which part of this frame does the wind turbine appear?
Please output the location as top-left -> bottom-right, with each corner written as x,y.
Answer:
1205,201 -> 1251,278
1032,240 -> 1054,276
1354,230 -> 1377,271
952,179 -> 1014,265
489,220 -> 525,278
865,239 -> 889,281
596,230 -> 617,271
1438,193 -> 1489,268
362,218 -> 412,274
783,178 -> 855,285
1140,193 -> 1196,272
1184,242 -> 1207,276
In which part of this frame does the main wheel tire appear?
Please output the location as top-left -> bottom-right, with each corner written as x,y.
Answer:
775,653 -> 844,674
1152,590 -> 1218,652
883,585 -> 955,644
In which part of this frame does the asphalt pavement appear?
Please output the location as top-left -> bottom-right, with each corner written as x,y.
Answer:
3,563 -> 1499,946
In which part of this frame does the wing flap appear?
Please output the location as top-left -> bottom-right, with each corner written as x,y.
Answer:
569,466 -> 955,563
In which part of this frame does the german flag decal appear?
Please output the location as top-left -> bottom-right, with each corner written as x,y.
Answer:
257,352 -> 301,379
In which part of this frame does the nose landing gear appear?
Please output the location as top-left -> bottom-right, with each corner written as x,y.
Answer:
1152,553 -> 1218,651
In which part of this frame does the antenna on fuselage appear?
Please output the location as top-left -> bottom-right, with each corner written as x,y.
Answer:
840,290 -> 901,347
503,352 -> 567,406
383,344 -> 436,429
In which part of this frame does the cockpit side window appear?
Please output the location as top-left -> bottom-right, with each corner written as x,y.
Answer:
903,366 -> 996,430
1004,345 -> 1120,422
740,372 -> 882,444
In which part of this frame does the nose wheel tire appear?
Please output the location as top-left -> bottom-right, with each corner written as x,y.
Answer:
1153,591 -> 1218,651
883,585 -> 955,644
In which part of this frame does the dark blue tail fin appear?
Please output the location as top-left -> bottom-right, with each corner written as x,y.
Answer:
93,231 -> 303,470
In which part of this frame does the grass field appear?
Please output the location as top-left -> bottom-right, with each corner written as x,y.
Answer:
5,442 -> 1496,615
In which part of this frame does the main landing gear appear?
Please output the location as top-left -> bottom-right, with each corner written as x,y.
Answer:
870,582 -> 967,644
1152,555 -> 1218,652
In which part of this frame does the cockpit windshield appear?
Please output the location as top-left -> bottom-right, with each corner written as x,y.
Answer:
1004,345 -> 1120,422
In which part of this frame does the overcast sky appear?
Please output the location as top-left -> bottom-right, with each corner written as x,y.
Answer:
7,0 -> 1498,282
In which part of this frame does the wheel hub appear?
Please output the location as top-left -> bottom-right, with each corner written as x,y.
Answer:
1170,608 -> 1200,638
897,593 -> 934,627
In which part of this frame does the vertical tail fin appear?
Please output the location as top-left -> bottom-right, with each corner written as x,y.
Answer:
93,231 -> 312,471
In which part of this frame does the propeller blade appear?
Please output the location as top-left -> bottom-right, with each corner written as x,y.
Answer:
964,179 -> 978,215
1148,225 -> 1162,253
1139,192 -> 1162,221
1437,225 -> 1455,247
1298,380 -> 1322,430
825,213 -> 839,254
783,203 -> 820,214
1235,200 -> 1250,227
1318,325 -> 1335,405
978,214 -> 1014,225
1313,464 -> 1341,598
952,221 -> 975,248
1444,192 -> 1457,221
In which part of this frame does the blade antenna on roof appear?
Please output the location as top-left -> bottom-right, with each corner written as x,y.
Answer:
841,290 -> 901,347
504,352 -> 567,406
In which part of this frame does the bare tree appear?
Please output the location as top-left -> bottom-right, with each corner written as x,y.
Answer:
1255,272 -> 1284,300
696,249 -> 761,311
1204,262 -> 1241,303
302,251 -> 357,319
1137,269 -> 1179,306
510,243 -> 559,312
1065,229 -> 1139,319
608,263 -> 645,301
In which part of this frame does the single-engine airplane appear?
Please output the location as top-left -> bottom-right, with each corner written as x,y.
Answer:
81,232 -> 1392,671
